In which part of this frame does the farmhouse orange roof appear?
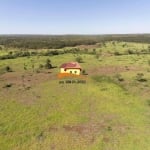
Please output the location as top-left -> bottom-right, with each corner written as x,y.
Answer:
60,62 -> 81,69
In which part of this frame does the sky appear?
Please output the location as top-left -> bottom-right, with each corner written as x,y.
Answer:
0,0 -> 149,34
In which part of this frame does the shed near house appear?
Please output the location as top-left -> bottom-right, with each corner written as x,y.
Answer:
60,62 -> 82,75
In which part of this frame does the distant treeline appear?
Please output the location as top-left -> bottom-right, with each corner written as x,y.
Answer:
1,34 -> 150,49
0,48 -> 92,60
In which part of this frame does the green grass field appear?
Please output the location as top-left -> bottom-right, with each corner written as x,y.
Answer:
0,42 -> 150,150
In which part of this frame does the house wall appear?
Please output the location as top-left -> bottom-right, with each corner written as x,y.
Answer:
60,68 -> 81,75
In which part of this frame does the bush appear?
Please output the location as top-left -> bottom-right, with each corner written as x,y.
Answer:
52,50 -> 59,55
147,99 -> 150,106
122,43 -> 127,47
39,64 -> 44,69
136,73 -> 147,82
75,56 -> 83,63
95,54 -> 100,59
128,49 -> 134,54
45,63 -> 52,69
82,69 -> 88,75
24,64 -> 27,70
114,51 -> 121,56
45,59 -> 52,69
93,75 -> 113,83
22,51 -> 31,57
3,83 -> 13,88
31,51 -> 38,56
84,48 -> 88,53
5,66 -> 12,72
35,69 -> 40,73
0,54 -> 16,60
115,74 -> 124,82
148,60 -> 150,66
43,50 -> 52,56
9,51 -> 13,55
92,49 -> 96,54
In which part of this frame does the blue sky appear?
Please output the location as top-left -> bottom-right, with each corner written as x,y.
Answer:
0,0 -> 149,34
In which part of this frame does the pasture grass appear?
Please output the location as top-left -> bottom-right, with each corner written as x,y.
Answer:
0,42 -> 150,149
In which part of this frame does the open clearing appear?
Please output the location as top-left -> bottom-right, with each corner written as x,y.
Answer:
0,41 -> 150,150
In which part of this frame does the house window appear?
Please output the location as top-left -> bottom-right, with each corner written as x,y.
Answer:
74,71 -> 77,74
70,71 -> 72,74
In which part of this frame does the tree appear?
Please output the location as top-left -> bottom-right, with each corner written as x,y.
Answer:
45,58 -> 52,69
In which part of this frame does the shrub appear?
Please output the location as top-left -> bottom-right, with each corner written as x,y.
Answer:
128,49 -> 134,54
24,64 -> 27,70
0,54 -> 16,60
44,50 -> 52,56
107,126 -> 112,131
3,83 -> 13,88
114,51 -> 121,56
93,75 -> 113,83
9,51 -> 13,55
35,69 -> 40,73
122,43 -> 127,47
45,59 -> 52,69
148,60 -> 150,66
82,69 -> 88,75
39,64 -> 44,69
84,48 -> 88,53
148,46 -> 150,53
75,56 -> 83,63
147,69 -> 150,72
95,54 -> 100,59
5,66 -> 12,72
92,49 -> 96,54
24,66 -> 27,70
147,99 -> 150,106
115,74 -> 124,82
32,64 -> 35,72
23,51 -> 30,57
51,50 -> 59,55
136,73 -> 147,82
31,51 -> 38,56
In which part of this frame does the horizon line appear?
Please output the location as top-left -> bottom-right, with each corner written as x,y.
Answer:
0,33 -> 150,36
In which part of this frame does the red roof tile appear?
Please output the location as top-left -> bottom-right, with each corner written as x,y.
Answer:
60,62 -> 81,69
